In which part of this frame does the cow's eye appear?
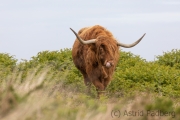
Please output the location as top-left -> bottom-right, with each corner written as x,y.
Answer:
100,44 -> 105,51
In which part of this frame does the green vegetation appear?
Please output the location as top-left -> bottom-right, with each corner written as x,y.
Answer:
156,49 -> 180,69
0,49 -> 180,120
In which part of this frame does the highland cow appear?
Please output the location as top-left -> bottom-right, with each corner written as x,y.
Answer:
70,25 -> 145,98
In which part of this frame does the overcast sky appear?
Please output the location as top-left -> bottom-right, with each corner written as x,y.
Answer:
0,0 -> 180,61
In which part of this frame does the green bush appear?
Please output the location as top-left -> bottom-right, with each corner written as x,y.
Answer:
156,49 -> 180,69
16,48 -> 74,81
0,53 -> 17,68
21,48 -> 73,70
0,53 -> 17,81
108,51 -> 180,98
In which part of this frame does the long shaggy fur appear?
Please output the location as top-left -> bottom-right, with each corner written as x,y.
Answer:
72,25 -> 120,97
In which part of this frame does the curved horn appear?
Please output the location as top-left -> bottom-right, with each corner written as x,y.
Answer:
70,28 -> 96,45
117,33 -> 146,48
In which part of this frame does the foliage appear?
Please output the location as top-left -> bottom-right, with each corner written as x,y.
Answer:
0,53 -> 17,81
0,53 -> 17,68
107,51 -> 180,98
156,49 -> 180,69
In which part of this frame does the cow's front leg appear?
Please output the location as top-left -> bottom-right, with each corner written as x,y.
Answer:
92,80 -> 105,98
83,74 -> 92,94
104,78 -> 110,90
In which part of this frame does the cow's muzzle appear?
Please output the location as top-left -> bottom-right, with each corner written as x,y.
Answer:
105,60 -> 114,68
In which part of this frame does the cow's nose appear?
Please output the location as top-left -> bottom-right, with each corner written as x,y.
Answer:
106,62 -> 111,68
105,60 -> 114,68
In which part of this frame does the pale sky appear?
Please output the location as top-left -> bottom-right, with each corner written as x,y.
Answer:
0,0 -> 180,61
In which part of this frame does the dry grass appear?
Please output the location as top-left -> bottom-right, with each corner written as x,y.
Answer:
0,66 -> 179,120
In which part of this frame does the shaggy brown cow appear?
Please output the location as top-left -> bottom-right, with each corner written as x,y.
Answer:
70,25 -> 145,98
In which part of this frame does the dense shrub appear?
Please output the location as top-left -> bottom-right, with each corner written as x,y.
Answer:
0,53 -> 17,67
17,48 -> 75,81
108,51 -> 180,98
19,48 -> 72,70
156,49 -> 180,69
0,53 -> 17,81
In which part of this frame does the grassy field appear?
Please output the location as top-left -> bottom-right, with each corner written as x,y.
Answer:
0,49 -> 180,120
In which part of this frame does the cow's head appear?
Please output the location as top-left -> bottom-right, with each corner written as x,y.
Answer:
95,36 -> 117,68
70,28 -> 146,68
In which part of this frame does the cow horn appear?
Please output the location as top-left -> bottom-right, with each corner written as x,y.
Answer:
117,33 -> 146,48
70,28 -> 96,44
